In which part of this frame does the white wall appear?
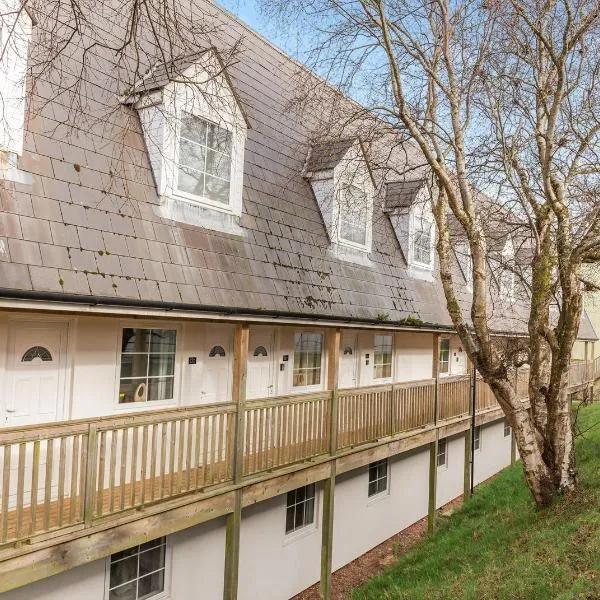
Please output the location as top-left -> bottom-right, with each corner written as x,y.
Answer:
332,447 -> 429,571
395,331 -> 433,382
436,433 -> 465,508
239,491 -> 322,600
473,419 -> 512,485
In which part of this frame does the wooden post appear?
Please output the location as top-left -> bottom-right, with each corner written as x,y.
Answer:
223,323 -> 249,600
321,328 -> 340,600
511,430 -> 516,465
428,333 -> 440,534
83,424 -> 98,527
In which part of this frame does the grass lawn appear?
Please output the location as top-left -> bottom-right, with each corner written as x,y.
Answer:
352,403 -> 600,600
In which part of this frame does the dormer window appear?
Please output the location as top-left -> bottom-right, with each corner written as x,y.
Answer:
304,138 -> 375,265
124,50 -> 248,235
339,185 -> 368,247
412,214 -> 433,266
177,113 -> 232,206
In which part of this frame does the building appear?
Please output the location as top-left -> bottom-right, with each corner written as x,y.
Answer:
0,1 -> 596,599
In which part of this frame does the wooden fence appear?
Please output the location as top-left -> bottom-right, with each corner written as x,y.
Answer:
0,361 -> 595,546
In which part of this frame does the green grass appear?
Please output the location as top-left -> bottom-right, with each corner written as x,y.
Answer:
352,403 -> 600,600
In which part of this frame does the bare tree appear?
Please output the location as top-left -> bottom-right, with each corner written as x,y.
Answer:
260,0 -> 600,506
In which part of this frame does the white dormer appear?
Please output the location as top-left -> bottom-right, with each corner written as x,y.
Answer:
497,237 -> 515,303
384,179 -> 436,280
304,139 -> 375,265
124,49 -> 248,235
0,0 -> 33,183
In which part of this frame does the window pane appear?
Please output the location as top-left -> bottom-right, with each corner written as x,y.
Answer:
109,581 -> 136,600
147,377 -> 174,402
110,555 -> 138,588
122,329 -> 150,353
285,505 -> 295,533
139,538 -> 165,553
178,139 -> 206,170
139,545 -> 165,577
120,354 -> 149,379
119,379 -> 145,403
205,149 -> 231,180
204,174 -> 230,204
178,166 -> 204,196
149,354 -> 175,377
181,114 -> 207,144
149,330 -> 177,354
207,124 -> 232,154
137,570 -> 165,600
304,497 -> 315,525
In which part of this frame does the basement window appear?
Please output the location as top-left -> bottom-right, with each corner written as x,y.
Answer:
285,484 -> 316,534
504,420 -> 511,438
437,439 -> 447,468
368,459 -> 389,498
108,537 -> 168,600
119,328 -> 176,404
474,426 -> 482,451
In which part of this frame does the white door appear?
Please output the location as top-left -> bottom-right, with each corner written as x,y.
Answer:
200,328 -> 232,404
247,329 -> 275,399
453,345 -> 467,375
5,322 -> 68,427
339,332 -> 358,389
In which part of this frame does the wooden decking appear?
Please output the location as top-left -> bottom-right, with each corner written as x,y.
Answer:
0,366 -> 595,560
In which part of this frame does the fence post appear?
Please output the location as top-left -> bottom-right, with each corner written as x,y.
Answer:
83,424 -> 98,527
320,327 -> 340,600
428,333 -> 440,534
223,323 -> 249,600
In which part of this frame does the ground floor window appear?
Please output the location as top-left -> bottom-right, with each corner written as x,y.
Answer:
285,484 -> 316,534
293,332 -> 323,387
108,537 -> 167,600
504,419 -> 511,438
437,438 -> 447,467
119,328 -> 176,404
368,458 -> 389,497
474,426 -> 482,451
373,334 -> 393,379
439,338 -> 450,374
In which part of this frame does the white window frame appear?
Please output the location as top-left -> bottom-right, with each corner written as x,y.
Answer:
337,184 -> 370,250
439,338 -> 450,375
410,212 -> 434,270
114,321 -> 182,411
172,111 -> 234,212
104,536 -> 172,600
373,334 -> 393,381
367,458 -> 390,499
292,331 -> 324,392
284,484 -> 317,537
474,426 -> 482,452
504,419 -> 511,438
437,438 -> 447,468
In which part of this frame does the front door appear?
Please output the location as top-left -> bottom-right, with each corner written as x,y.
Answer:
5,322 -> 68,427
247,328 -> 275,399
339,332 -> 358,389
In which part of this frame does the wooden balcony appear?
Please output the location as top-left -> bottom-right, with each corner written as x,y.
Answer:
0,364 -> 595,567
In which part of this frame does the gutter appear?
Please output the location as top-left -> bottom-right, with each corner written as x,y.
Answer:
0,288 -> 455,333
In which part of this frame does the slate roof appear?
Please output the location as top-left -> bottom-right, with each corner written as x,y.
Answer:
305,139 -> 357,173
384,179 -> 425,212
0,0 -> 595,340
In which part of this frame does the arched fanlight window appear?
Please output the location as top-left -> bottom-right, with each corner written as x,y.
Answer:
21,346 -> 53,362
208,345 -> 226,358
253,346 -> 268,357
343,346 -> 353,355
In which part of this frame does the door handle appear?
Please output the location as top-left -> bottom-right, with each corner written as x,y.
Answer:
5,408 -> 16,413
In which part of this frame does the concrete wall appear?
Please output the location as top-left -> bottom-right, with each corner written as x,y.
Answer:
473,420 -> 512,485
332,447 -> 429,571
239,491 -> 322,600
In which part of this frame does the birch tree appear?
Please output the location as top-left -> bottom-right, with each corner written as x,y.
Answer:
262,0 -> 600,506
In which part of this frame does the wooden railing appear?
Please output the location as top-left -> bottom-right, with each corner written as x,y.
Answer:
0,362 -> 594,548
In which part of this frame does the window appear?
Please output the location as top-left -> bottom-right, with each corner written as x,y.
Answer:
208,345 -> 226,358
339,185 -> 368,246
474,426 -> 481,451
119,329 -> 176,404
439,338 -> 450,375
412,215 -> 432,265
368,459 -> 389,497
343,346 -> 353,355
108,537 -> 167,600
21,346 -> 52,362
293,332 -> 323,387
253,346 -> 268,357
437,439 -> 447,467
374,334 -> 393,379
504,420 -> 511,438
177,112 -> 232,206
285,484 -> 316,534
